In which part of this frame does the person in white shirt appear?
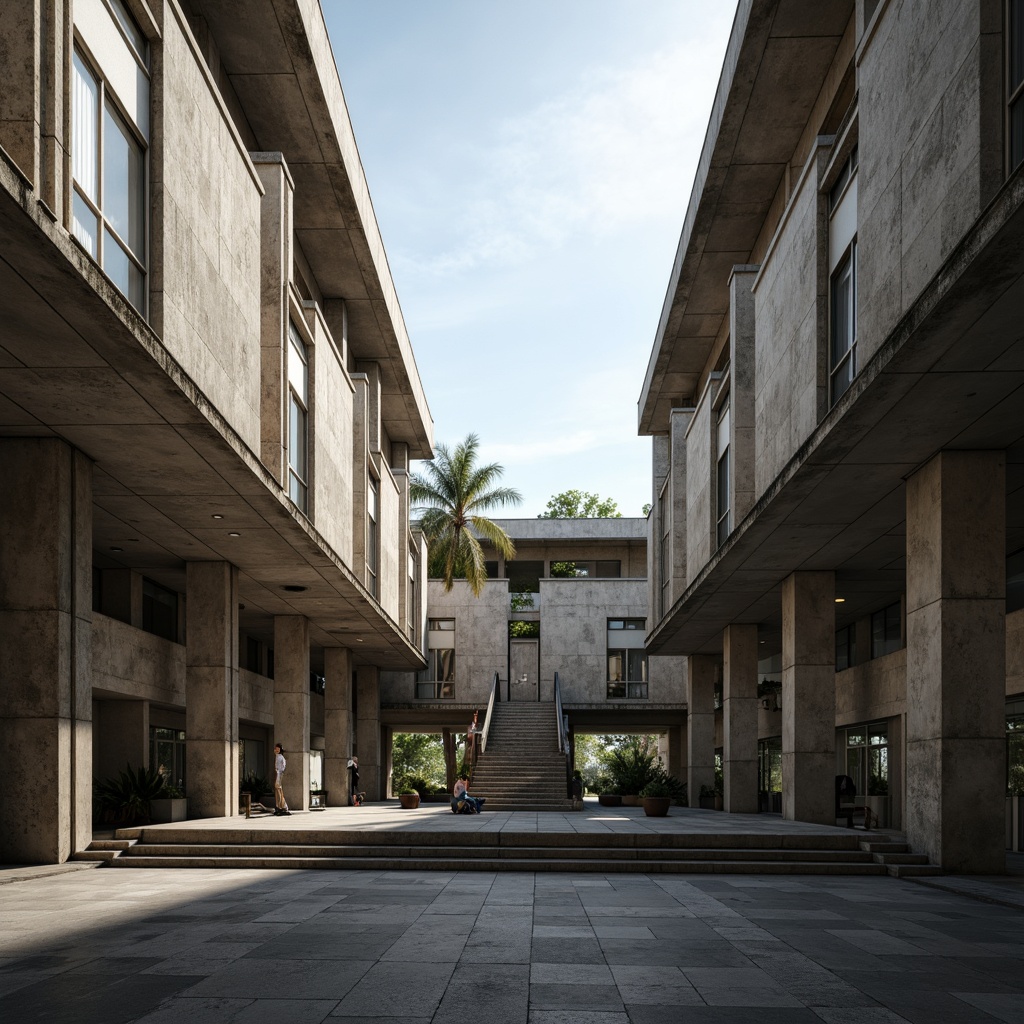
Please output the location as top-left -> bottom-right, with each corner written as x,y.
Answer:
273,743 -> 290,816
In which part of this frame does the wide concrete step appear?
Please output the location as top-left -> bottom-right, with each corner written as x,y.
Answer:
861,841 -> 909,854
108,853 -> 888,875
873,852 -> 931,865
887,863 -> 944,877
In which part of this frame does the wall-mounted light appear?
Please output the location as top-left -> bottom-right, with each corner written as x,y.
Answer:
228,532 -> 241,538
212,514 -> 224,520
835,597 -> 846,603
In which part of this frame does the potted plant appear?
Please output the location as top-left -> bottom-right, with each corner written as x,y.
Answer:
399,790 -> 421,809
640,779 -> 672,817
607,737 -> 661,806
240,770 -> 272,812
699,784 -> 716,810
94,764 -> 168,826
150,783 -> 188,823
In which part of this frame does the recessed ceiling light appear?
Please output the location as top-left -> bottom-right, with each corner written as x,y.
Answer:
282,585 -> 307,593
212,514 -> 224,520
356,638 -> 364,642
109,546 -> 123,552
835,597 -> 846,603
228,532 -> 241,537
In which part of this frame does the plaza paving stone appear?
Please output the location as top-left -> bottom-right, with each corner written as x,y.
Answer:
0,867 -> 1023,1022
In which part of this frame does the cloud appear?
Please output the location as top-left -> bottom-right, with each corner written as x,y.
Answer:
394,17 -> 733,280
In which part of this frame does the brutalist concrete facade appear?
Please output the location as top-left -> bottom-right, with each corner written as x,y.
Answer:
0,0 -> 431,863
641,0 -> 1023,870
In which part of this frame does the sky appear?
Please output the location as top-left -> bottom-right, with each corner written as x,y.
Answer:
323,1 -> 736,518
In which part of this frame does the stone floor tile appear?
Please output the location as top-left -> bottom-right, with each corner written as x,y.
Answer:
529,937 -> 606,964
187,957 -> 374,999
681,967 -> 804,1007
527,1009 -> 628,1023
529,983 -> 624,1011
953,993 -> 1024,1024
132,997 -> 256,1024
627,1009 -> 822,1024
329,961 -> 456,1017
434,962 -> 529,1024
530,963 -> 614,985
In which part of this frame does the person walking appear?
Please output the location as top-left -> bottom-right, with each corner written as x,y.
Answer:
273,743 -> 290,816
347,755 -> 360,806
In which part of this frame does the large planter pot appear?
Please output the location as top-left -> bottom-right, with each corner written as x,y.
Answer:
150,798 -> 188,823
714,793 -> 724,811
598,794 -> 622,807
621,795 -> 639,807
698,795 -> 715,810
642,797 -> 671,817
399,793 -> 421,809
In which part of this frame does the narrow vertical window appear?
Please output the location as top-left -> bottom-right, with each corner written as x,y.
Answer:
828,147 -> 858,405
716,400 -> 731,547
659,488 -> 670,616
407,546 -> 416,641
366,476 -> 379,598
1011,0 -> 1024,171
287,323 -> 309,513
70,0 -> 149,311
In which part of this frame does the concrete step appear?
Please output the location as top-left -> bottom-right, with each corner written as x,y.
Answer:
887,863 -> 944,878
860,841 -> 909,854
109,853 -> 889,875
873,852 -> 931,865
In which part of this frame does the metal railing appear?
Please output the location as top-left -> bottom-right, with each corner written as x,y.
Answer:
480,672 -> 499,757
554,672 -> 572,798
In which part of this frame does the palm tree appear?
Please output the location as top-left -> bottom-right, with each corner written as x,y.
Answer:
410,434 -> 521,595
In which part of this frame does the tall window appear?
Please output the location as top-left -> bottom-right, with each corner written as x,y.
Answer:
846,722 -> 889,798
418,618 -> 455,698
142,577 -> 177,642
366,476 -> 379,598
1011,0 -> 1024,171
835,624 -> 856,671
150,726 -> 185,788
716,400 -> 731,547
607,618 -> 648,699
287,323 -> 309,513
828,147 -> 858,405
72,0 -> 149,311
407,545 -> 417,642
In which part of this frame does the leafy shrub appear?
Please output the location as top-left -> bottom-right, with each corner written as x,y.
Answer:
640,779 -> 673,798
606,736 -> 662,795
240,771 -> 270,796
94,764 -> 168,824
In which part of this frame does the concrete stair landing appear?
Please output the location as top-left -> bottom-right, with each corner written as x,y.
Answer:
471,701 -> 572,811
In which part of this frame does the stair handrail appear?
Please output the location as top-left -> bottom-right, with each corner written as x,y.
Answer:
554,672 -> 572,799
480,671 -> 499,756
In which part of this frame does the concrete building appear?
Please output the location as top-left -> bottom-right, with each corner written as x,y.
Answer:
381,519 -> 688,789
0,0 -> 432,864
641,0 -> 1024,870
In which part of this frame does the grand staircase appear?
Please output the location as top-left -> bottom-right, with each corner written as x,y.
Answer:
469,701 -> 573,811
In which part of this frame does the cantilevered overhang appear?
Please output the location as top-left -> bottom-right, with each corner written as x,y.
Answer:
638,0 -> 853,436
0,155 -> 424,670
192,0 -> 433,458
647,169 -> 1024,656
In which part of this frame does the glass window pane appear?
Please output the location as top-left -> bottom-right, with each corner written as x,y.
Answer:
288,471 -> 306,510
627,650 -> 647,682
831,259 -> 853,364
72,54 -> 98,202
103,103 -> 145,259
73,191 -> 98,257
288,327 -> 308,404
103,227 -> 131,295
288,396 -> 307,479
717,403 -> 730,456
109,0 -> 148,62
607,650 -> 624,681
1013,0 -> 1024,90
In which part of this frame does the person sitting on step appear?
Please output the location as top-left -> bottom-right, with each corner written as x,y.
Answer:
451,774 -> 485,814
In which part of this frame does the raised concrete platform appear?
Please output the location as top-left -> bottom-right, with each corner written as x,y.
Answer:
90,800 -> 938,876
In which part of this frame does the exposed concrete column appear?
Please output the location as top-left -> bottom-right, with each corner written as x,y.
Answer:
723,624 -> 759,813
781,571 -> 836,824
686,655 -> 717,807
355,666 -> 382,800
273,616 -> 310,811
667,725 -> 686,784
323,646 -> 352,807
905,451 -> 1006,871
0,439 -> 92,864
185,562 -> 239,819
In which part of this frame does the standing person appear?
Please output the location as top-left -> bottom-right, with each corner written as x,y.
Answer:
347,755 -> 360,806
273,743 -> 290,816
466,710 -> 482,766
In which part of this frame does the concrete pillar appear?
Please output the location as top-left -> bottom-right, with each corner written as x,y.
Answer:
667,725 -> 686,784
324,646 -> 352,807
686,655 -> 717,807
723,623 -> 759,813
94,699 -> 148,783
781,571 -> 836,824
0,439 -> 92,863
355,665 -> 381,800
274,615 -> 310,811
185,562 -> 239,819
905,451 -> 1006,872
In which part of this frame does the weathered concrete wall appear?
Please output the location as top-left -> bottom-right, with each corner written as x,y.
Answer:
239,667 -> 273,725
378,459 -> 401,620
835,648 -> 907,726
685,386 -> 714,583
92,613 -> 184,705
152,1 -> 262,454
753,144 -> 829,495
305,304 -> 355,563
857,0 -> 989,367
1008,608 -> 1024,697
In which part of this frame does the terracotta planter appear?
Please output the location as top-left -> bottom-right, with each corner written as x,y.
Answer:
399,793 -> 420,809
642,796 -> 671,817
598,794 -> 622,807
621,794 -> 639,807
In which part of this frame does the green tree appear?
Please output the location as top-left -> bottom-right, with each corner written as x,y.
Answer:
538,489 -> 622,519
410,434 -> 521,594
391,733 -> 447,794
